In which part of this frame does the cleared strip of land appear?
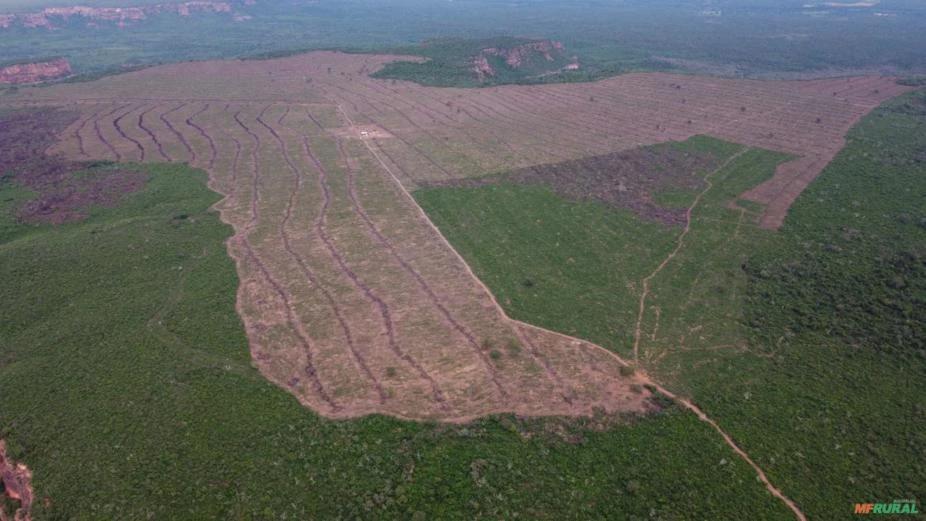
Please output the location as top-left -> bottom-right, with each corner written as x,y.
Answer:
20,51 -> 909,421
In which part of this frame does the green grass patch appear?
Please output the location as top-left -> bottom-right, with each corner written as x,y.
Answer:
652,187 -> 698,209
417,182 -> 679,352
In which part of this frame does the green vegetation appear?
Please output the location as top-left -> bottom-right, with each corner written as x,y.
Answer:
418,182 -> 678,349
416,137 -> 747,352
652,187 -> 699,209
372,37 -> 666,87
897,76 -> 926,87
0,124 -> 793,519
415,93 -> 926,519
2,1 -> 926,85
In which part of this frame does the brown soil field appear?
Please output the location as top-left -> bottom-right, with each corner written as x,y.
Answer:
2,51 -> 910,420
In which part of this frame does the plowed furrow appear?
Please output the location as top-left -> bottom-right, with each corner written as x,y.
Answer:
232,110 -> 263,222
113,105 -> 146,161
159,103 -> 195,163
231,107 -> 337,412
365,82 -> 537,168
138,104 -> 170,161
186,104 -> 218,169
337,134 -> 508,400
255,106 -> 387,404
94,104 -> 129,161
236,236 -> 339,412
334,138 -> 466,407
73,105 -> 106,158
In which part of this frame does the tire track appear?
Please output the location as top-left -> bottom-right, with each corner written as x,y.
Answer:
186,103 -> 218,169
159,102 -> 195,163
337,106 -> 509,401
255,105 -> 387,404
138,104 -> 171,161
231,106 -> 338,411
631,147 -> 750,364
112,104 -> 146,161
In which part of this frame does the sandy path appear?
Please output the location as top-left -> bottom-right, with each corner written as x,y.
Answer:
632,147 -> 750,364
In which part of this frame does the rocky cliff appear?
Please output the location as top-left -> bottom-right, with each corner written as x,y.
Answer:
0,2 -> 236,30
0,57 -> 72,84
470,40 -> 579,81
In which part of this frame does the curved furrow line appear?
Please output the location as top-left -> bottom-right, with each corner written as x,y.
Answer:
93,104 -> 130,161
332,135 -> 508,400
276,105 -> 291,126
138,104 -> 171,161
236,236 -> 340,412
231,107 -> 338,411
299,134 -> 452,407
232,110 -> 263,224
158,103 -> 195,163
113,105 -> 146,161
254,106 -> 387,404
72,105 -> 107,158
186,103 -> 218,169
338,138 -> 517,407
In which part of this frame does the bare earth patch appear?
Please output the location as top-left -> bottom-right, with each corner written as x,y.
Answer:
0,440 -> 33,521
0,108 -> 147,224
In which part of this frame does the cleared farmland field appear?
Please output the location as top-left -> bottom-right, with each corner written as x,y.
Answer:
2,49 -> 922,520
4,50 -> 909,423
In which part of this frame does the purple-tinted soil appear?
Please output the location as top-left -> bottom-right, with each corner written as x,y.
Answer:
0,108 -> 147,224
424,144 -> 719,225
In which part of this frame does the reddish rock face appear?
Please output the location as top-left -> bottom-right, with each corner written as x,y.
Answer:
0,440 -> 33,521
469,40 -> 575,80
0,57 -> 72,84
483,40 -> 564,68
0,2 -> 233,30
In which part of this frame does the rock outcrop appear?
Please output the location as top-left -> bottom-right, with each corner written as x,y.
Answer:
0,57 -> 71,84
482,40 -> 564,68
0,440 -> 33,521
470,40 -> 579,81
0,2 -> 235,30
